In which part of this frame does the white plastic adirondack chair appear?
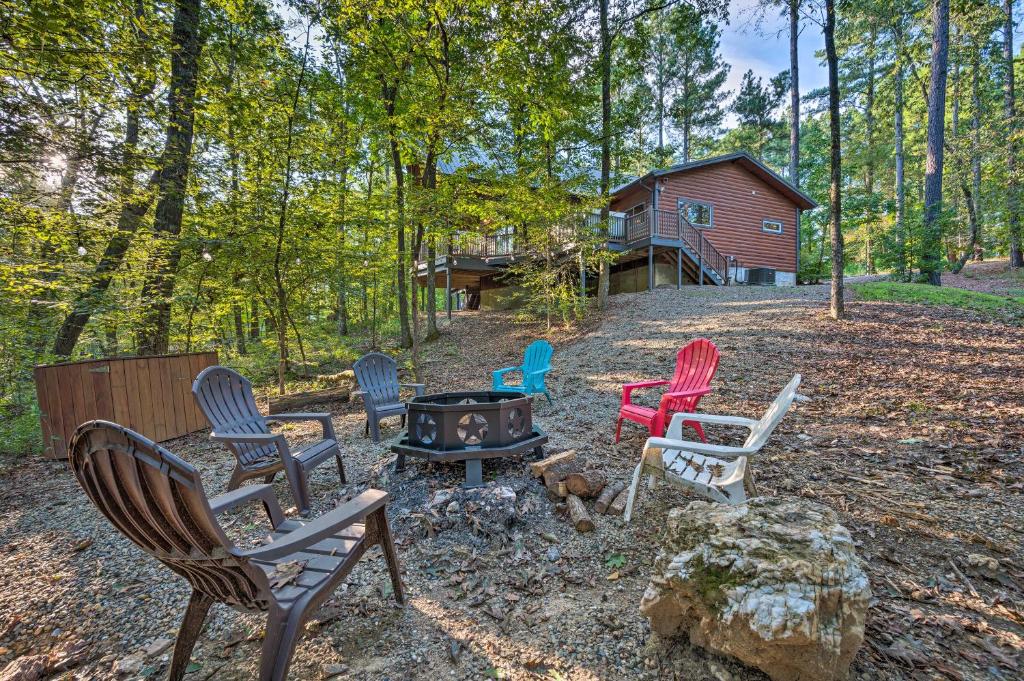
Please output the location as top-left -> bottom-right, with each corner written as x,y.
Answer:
624,374 -> 802,521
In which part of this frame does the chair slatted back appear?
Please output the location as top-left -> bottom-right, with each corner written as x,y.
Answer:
69,421 -> 271,611
353,352 -> 401,406
522,340 -> 553,373
192,366 -> 273,467
665,339 -> 720,413
744,374 -> 802,450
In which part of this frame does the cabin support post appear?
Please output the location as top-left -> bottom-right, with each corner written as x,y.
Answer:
445,266 -> 452,320
647,245 -> 654,291
579,253 -> 587,298
677,247 -> 682,289
698,238 -> 704,287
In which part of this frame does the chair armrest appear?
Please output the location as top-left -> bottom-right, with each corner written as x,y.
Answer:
663,387 -> 712,400
644,436 -> 754,458
492,366 -> 522,389
493,366 -> 520,377
526,368 -> 549,377
210,432 -> 291,466
209,484 -> 285,529
400,383 -> 426,397
621,379 -> 669,406
267,413 -> 336,440
241,489 -> 389,561
669,412 -> 759,428
660,387 -> 712,410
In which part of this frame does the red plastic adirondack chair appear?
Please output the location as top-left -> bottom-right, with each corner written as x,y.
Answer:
615,338 -> 720,443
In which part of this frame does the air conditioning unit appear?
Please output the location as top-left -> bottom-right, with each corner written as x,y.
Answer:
747,267 -> 776,286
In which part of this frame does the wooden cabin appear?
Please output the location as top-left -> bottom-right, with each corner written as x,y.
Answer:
416,151 -> 817,311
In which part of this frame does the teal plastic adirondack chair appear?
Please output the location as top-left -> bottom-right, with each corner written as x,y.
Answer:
493,340 -> 554,403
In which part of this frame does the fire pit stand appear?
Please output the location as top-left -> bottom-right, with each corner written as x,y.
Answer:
390,391 -> 548,487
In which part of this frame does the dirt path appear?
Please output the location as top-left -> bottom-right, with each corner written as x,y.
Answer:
0,285 -> 1021,680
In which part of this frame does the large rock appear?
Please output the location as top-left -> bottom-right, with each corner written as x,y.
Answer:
641,497 -> 870,681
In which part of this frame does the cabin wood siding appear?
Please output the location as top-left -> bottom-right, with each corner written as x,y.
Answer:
611,160 -> 801,272
655,161 -> 798,271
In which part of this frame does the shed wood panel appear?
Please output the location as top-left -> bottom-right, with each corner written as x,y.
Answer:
34,352 -> 218,459
654,161 -> 798,271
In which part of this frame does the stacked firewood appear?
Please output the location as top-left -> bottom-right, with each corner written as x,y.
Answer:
530,450 -> 629,532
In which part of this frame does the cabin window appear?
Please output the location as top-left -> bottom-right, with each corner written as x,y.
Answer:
624,203 -> 646,217
678,198 -> 713,228
762,219 -> 783,234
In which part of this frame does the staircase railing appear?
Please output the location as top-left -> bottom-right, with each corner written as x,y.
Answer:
677,216 -> 728,283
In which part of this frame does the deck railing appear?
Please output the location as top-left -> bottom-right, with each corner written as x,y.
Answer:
624,208 -> 728,282
444,207 -> 727,283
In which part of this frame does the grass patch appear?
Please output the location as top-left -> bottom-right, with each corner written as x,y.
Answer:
0,409 -> 43,459
851,281 -> 1024,322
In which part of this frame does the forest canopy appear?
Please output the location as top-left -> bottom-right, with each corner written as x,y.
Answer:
2,0 -> 1022,452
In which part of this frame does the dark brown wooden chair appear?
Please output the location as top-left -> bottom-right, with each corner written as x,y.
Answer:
68,420 -> 404,681
192,366 -> 344,516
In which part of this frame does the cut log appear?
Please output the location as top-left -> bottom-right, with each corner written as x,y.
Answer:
545,477 -> 569,501
268,387 -> 350,414
564,470 -> 606,498
542,461 -> 580,489
606,488 -> 629,517
530,449 -> 576,477
595,481 -> 626,514
566,494 -> 595,532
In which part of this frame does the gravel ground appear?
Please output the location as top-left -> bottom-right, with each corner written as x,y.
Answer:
1,282 -> 1021,681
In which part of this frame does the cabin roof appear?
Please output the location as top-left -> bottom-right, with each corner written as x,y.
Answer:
611,152 -> 818,210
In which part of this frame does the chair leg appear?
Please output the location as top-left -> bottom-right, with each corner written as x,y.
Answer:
264,472 -> 276,484
544,390 -> 553,404
258,609 -> 305,681
371,508 -> 406,605
168,591 -> 214,681
614,416 -> 623,443
369,418 -> 382,444
335,454 -> 346,484
227,464 -> 246,491
623,461 -> 645,523
364,418 -> 369,437
400,413 -> 406,428
282,466 -> 310,517
692,421 -> 707,443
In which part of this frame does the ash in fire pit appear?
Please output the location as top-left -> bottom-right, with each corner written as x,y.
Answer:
391,391 -> 548,487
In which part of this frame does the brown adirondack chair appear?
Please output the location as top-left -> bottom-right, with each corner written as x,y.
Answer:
68,420 -> 404,681
193,366 -> 344,516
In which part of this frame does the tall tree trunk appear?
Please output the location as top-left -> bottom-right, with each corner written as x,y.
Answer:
864,27 -> 876,274
271,25 -> 311,394
894,33 -> 907,280
825,0 -> 844,319
383,81 -> 412,348
788,0 -> 800,187
597,0 -> 611,310
336,160 -> 350,337
52,0 -> 154,357
136,0 -> 203,354
1005,0 -> 1023,266
921,0 -> 950,286
971,48 -> 982,241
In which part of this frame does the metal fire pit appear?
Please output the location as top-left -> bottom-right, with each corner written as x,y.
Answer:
390,391 -> 547,487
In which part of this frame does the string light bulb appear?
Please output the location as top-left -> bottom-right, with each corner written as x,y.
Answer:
77,245 -> 87,257
202,249 -> 212,262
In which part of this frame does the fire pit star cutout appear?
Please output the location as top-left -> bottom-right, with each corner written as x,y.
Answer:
457,413 -> 488,445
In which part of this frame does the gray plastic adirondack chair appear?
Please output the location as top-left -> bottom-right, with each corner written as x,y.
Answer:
68,420 -> 404,681
624,374 -> 802,521
192,366 -> 344,516
352,352 -> 424,443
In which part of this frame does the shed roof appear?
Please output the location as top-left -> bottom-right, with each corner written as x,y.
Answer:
611,152 -> 818,210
